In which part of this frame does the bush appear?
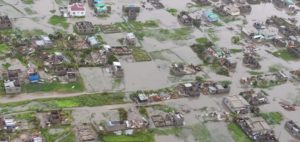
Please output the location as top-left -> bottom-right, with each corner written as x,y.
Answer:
118,108 -> 128,121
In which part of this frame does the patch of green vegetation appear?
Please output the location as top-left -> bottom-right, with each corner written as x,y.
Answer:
115,20 -> 159,31
48,15 -> 69,28
166,8 -> 178,16
138,107 -> 149,118
272,49 -> 298,61
228,122 -> 252,142
118,108 -> 128,121
24,7 -> 37,15
22,0 -> 34,4
22,80 -> 85,93
231,36 -> 241,44
0,43 -> 9,54
41,126 -> 72,142
60,131 -> 76,142
55,0 -> 64,5
102,131 -> 154,142
14,112 -> 36,121
268,64 -> 283,72
0,92 -> 125,110
260,112 -> 283,125
132,48 -> 151,62
247,70 -> 263,75
210,60 -> 229,76
212,22 -> 223,26
207,29 -> 219,42
151,127 -> 182,136
153,105 -> 176,113
2,63 -> 11,69
229,48 -> 243,54
221,16 -> 236,23
142,27 -> 191,41
191,123 -> 212,142
107,54 -> 118,65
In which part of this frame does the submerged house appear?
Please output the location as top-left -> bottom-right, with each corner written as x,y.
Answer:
223,4 -> 240,16
74,21 -> 96,35
3,70 -> 22,94
112,62 -> 124,78
202,10 -> 219,22
223,95 -> 250,114
177,82 -> 201,97
236,117 -> 278,142
123,4 -> 140,20
0,16 -> 12,29
285,120 -> 300,139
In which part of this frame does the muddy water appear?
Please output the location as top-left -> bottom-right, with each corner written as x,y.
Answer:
246,3 -> 300,22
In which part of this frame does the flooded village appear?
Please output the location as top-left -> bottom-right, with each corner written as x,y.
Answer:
0,0 -> 300,142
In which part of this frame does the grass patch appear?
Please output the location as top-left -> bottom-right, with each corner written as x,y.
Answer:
24,7 -> 37,14
228,122 -> 252,142
207,28 -> 219,42
102,131 -> 154,142
190,123 -> 212,142
166,8 -> 177,16
115,20 -> 159,31
247,70 -> 263,75
132,48 -> 151,62
268,64 -> 283,73
212,22 -> 223,26
14,112 -> 36,122
41,126 -> 72,142
138,107 -> 149,118
142,27 -> 191,41
230,48 -> 243,54
22,0 -> 34,4
22,81 -> 85,93
260,112 -> 283,125
153,105 -> 176,113
60,131 -> 76,142
0,43 -> 9,54
151,127 -> 182,136
0,92 -> 125,110
48,15 -> 69,28
272,49 -> 297,61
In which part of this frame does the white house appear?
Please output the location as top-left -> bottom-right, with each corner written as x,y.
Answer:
68,3 -> 86,17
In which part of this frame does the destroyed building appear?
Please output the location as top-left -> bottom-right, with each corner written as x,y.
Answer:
74,21 -> 96,35
285,120 -> 300,139
112,62 -> 124,78
104,121 -> 127,132
3,70 -> 22,94
239,90 -> 268,106
223,4 -> 240,16
238,5 -> 252,14
147,0 -> 164,9
48,110 -> 62,124
220,58 -> 237,70
170,63 -> 201,76
122,5 -> 140,20
0,16 -> 12,29
243,53 -> 261,69
76,123 -> 98,142
223,95 -> 250,114
266,16 -> 300,36
235,117 -> 278,142
192,0 -> 211,6
207,82 -> 231,95
177,11 -> 201,28
151,113 -> 184,127
177,82 -> 201,97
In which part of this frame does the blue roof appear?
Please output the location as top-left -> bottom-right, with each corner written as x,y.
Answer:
28,73 -> 40,83
203,10 -> 219,22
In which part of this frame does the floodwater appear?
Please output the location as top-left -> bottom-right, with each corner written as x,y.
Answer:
2,0 -> 300,141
